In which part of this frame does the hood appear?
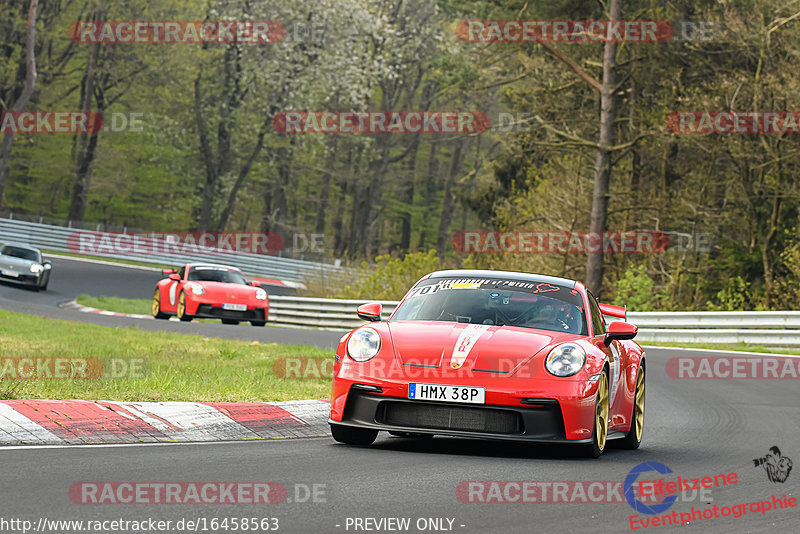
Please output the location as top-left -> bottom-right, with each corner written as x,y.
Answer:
0,255 -> 36,269
190,281 -> 258,300
386,321 -> 578,374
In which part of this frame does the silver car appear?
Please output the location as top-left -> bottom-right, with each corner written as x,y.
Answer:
0,244 -> 52,291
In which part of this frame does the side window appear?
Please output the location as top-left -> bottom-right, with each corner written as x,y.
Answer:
178,266 -> 186,280
587,292 -> 606,336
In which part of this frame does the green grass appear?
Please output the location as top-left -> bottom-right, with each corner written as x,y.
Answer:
642,341 -> 800,356
76,294 -> 236,323
77,294 -> 153,315
0,308 -> 332,401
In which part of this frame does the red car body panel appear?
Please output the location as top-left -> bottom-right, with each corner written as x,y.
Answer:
329,270 -> 645,444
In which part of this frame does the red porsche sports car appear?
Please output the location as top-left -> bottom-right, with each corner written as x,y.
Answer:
152,263 -> 269,326
329,270 -> 645,457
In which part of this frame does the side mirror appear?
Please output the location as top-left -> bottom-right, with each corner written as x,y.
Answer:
162,268 -> 177,275
357,302 -> 382,322
168,273 -> 181,281
249,280 -> 262,287
604,321 -> 638,345
43,260 -> 52,269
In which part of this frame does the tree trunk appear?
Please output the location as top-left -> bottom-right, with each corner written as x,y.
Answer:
584,0 -> 622,296
315,142 -> 338,234
418,143 -> 439,250
215,117 -> 269,231
68,16 -> 102,223
436,139 -> 465,256
398,136 -> 421,254
0,0 -> 39,207
195,73 -> 218,232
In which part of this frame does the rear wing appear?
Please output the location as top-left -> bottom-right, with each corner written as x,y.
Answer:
599,303 -> 627,321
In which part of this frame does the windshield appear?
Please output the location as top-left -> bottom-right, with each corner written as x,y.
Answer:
187,266 -> 247,285
391,277 -> 587,335
0,246 -> 39,262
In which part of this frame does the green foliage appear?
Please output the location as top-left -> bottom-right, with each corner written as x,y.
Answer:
706,276 -> 752,311
613,264 -> 660,312
334,250 -> 442,300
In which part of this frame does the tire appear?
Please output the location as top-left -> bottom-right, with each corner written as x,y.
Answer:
330,424 -> 378,446
616,365 -> 645,450
582,368 -> 609,458
152,289 -> 169,319
221,319 -> 239,325
250,320 -> 266,327
177,291 -> 193,322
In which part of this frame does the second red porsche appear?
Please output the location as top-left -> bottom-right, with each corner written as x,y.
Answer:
152,263 -> 269,326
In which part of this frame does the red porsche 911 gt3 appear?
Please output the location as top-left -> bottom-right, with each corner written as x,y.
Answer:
152,263 -> 269,326
329,269 -> 645,458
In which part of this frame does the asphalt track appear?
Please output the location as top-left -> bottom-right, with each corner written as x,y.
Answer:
0,256 -> 342,348
0,257 -> 797,533
1,348 -> 797,533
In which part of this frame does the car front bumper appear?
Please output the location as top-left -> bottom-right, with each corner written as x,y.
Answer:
330,388 -> 590,443
191,303 -> 267,322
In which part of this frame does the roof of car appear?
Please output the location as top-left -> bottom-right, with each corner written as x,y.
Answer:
427,269 -> 578,289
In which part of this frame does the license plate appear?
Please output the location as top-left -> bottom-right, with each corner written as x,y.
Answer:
222,303 -> 247,311
408,383 -> 485,404
1,270 -> 19,278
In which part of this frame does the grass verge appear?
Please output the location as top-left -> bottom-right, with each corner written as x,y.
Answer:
0,308 -> 331,401
77,294 -> 152,315
642,341 -> 800,356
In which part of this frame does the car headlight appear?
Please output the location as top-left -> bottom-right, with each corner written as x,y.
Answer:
255,288 -> 267,301
545,343 -> 586,377
189,283 -> 205,296
346,328 -> 381,362
30,263 -> 43,273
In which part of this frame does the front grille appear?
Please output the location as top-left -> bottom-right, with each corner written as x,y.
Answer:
195,304 -> 264,320
377,402 -> 523,434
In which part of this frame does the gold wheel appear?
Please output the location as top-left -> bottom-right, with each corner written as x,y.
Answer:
152,290 -> 161,316
595,371 -> 609,452
177,292 -> 186,318
634,368 -> 645,441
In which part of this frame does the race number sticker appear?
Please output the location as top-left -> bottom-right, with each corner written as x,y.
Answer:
450,324 -> 490,369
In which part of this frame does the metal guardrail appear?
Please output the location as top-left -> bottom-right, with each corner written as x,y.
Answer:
0,217 -> 347,284
268,296 -> 398,330
268,297 -> 800,345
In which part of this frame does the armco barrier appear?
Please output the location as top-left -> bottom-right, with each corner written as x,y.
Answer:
268,297 -> 800,345
0,217 -> 347,284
